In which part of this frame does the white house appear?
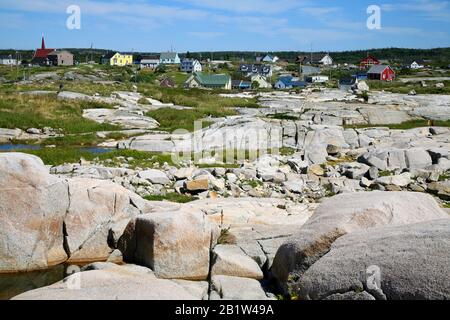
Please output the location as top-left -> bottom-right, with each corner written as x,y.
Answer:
318,53 -> 333,66
0,55 -> 18,65
410,61 -> 424,69
140,56 -> 160,69
180,59 -> 202,73
262,54 -> 279,63
251,75 -> 272,88
160,52 -> 181,64
306,75 -> 329,83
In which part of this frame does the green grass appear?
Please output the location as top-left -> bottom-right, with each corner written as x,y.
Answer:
241,179 -> 263,188
368,80 -> 450,95
267,113 -> 300,121
144,193 -> 197,203
344,119 -> 450,130
379,170 -> 394,177
146,108 -> 216,132
0,93 -> 121,134
6,148 -> 175,167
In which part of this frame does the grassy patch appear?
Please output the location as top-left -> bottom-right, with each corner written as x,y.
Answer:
7,148 -> 175,167
241,179 -> 263,188
267,113 -> 300,121
368,80 -> 450,95
379,170 -> 394,177
146,108 -> 216,132
0,93 -> 120,133
344,119 -> 450,130
144,193 -> 197,203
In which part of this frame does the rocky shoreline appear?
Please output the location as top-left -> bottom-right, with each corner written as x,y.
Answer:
1,152 -> 449,300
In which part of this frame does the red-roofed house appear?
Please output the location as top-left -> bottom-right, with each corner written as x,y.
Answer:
32,37 -> 55,65
360,55 -> 380,70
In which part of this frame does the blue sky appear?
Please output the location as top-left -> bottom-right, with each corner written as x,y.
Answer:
0,0 -> 449,52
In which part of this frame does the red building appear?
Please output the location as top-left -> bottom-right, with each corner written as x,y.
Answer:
31,37 -> 55,65
360,55 -> 380,70
367,65 -> 396,81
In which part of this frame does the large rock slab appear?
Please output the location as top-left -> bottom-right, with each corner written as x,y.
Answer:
64,178 -> 149,263
271,191 -> 448,293
12,265 -> 201,300
119,210 -> 214,280
210,275 -> 272,300
296,219 -> 450,300
0,153 -> 69,273
211,245 -> 263,280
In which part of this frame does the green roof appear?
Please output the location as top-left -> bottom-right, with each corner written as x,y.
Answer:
194,72 -> 230,86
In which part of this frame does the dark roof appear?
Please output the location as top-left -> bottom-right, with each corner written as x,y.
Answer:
361,55 -> 380,63
140,55 -> 160,60
239,64 -> 272,75
297,54 -> 329,64
367,64 -> 391,74
277,76 -> 306,88
0,55 -> 14,59
160,52 -> 178,60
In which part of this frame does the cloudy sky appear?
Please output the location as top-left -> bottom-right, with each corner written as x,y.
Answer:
0,0 -> 449,52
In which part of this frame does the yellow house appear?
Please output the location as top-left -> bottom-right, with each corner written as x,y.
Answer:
102,52 -> 133,66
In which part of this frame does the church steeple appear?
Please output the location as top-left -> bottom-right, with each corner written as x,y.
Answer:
41,36 -> 46,49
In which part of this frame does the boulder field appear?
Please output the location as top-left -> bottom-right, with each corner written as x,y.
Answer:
1,153 -> 449,300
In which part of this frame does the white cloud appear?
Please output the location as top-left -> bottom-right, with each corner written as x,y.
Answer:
382,0 -> 450,21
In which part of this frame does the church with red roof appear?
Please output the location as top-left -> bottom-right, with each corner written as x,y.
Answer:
32,36 -> 55,65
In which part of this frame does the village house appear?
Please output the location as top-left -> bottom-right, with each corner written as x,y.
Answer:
232,80 -> 251,90
297,53 -> 333,66
274,76 -> 306,89
160,52 -> 181,64
360,55 -> 380,70
184,72 -> 231,90
31,37 -> 55,66
261,54 -> 279,63
139,56 -> 160,69
239,64 -> 273,78
0,54 -> 18,66
47,50 -> 74,66
251,74 -> 272,89
306,75 -> 329,84
101,52 -> 133,66
410,60 -> 425,69
301,65 -> 321,76
180,58 -> 202,73
367,65 -> 396,81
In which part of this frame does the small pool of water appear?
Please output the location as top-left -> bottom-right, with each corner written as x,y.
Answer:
0,144 -> 42,151
0,265 -> 68,300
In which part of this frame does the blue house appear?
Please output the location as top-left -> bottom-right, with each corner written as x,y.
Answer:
232,80 -> 251,90
274,76 -> 306,89
353,72 -> 368,81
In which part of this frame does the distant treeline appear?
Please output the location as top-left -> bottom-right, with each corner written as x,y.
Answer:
1,47 -> 449,66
